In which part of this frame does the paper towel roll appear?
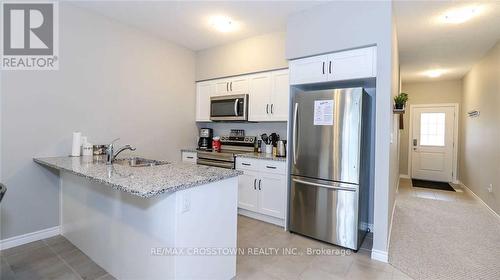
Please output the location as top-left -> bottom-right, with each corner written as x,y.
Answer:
71,132 -> 82,157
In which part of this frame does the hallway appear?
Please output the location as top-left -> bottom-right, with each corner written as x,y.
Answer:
389,178 -> 500,279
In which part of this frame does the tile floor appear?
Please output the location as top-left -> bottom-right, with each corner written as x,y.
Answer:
1,216 -> 412,280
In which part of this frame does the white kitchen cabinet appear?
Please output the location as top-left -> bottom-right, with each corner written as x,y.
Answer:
238,171 -> 260,212
195,81 -> 215,122
236,158 -> 287,225
248,73 -> 272,122
289,46 -> 377,85
196,69 -> 289,122
289,55 -> 329,85
329,47 -> 377,81
215,77 -> 249,95
269,70 -> 290,121
181,151 -> 197,164
258,173 -> 287,219
248,69 -> 289,122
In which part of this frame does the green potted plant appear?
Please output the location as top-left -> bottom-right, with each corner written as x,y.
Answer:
394,92 -> 408,110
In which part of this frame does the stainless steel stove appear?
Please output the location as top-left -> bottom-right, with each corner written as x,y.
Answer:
197,136 -> 256,169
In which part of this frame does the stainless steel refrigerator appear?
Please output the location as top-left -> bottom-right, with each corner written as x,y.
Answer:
289,87 -> 371,250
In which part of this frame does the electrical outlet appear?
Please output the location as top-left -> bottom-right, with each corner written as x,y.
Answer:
488,184 -> 493,193
182,193 -> 191,213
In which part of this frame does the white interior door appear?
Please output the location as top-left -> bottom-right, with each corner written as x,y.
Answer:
411,105 -> 456,182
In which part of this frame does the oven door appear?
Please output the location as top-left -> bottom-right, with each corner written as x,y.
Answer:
210,94 -> 248,121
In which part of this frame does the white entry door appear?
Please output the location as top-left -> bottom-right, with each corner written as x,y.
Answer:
411,105 -> 457,182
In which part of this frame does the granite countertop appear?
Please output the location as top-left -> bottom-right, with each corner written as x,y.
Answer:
235,152 -> 287,162
34,156 -> 241,198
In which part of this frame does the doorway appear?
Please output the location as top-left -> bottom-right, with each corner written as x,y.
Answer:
408,104 -> 459,183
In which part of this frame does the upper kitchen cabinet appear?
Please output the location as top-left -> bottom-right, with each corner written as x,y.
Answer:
196,80 -> 215,122
248,69 -> 289,122
215,77 -> 249,95
289,46 -> 377,85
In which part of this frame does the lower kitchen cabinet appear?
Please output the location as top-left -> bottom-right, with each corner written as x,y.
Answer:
237,171 -> 260,212
236,158 -> 287,226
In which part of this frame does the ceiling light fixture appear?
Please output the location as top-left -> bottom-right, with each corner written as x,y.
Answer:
423,69 -> 445,78
209,16 -> 238,33
441,5 -> 483,24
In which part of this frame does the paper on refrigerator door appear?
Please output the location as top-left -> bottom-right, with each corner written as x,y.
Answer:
313,100 -> 334,125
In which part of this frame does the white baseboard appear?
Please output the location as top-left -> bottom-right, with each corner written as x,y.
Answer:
399,174 -> 410,179
0,226 -> 60,251
371,249 -> 389,263
238,209 -> 285,227
459,181 -> 500,220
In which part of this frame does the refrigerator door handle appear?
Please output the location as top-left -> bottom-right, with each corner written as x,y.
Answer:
292,178 -> 357,192
293,102 -> 299,165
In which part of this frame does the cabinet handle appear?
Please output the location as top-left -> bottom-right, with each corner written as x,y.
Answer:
271,104 -> 274,114
241,163 -> 251,166
329,61 -> 332,74
266,104 -> 269,114
186,156 -> 194,159
226,82 -> 228,92
258,179 -> 262,190
230,82 -> 233,91
322,62 -> 325,74
266,165 -> 277,169
253,179 -> 257,190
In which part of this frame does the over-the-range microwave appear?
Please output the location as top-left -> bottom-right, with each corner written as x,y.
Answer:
210,94 -> 248,121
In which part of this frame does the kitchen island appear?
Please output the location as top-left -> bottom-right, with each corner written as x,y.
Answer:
34,156 -> 241,280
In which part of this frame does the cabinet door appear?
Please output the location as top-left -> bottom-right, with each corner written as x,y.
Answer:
215,79 -> 230,95
258,173 -> 286,219
238,172 -> 259,212
269,70 -> 289,121
328,46 -> 376,81
229,77 -> 249,94
248,73 -> 272,122
196,81 -> 215,122
289,55 -> 328,85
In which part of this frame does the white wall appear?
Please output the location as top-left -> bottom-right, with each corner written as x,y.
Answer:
0,3 -> 196,239
286,1 -> 398,259
399,80 -> 463,176
196,32 -> 287,81
461,41 -> 500,215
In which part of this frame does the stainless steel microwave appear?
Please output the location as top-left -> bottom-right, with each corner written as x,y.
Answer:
210,94 -> 248,121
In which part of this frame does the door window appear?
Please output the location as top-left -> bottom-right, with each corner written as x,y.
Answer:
420,113 -> 446,146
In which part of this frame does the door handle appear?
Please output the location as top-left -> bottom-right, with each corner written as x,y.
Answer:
258,179 -> 261,190
293,103 -> 299,165
266,104 -> 269,114
234,99 -> 239,116
253,179 -> 257,190
292,178 -> 357,192
322,62 -> 325,74
413,139 -> 418,146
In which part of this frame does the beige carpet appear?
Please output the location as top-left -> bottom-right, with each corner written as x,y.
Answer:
389,179 -> 500,280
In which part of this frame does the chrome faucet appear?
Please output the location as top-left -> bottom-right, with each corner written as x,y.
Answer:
106,138 -> 136,165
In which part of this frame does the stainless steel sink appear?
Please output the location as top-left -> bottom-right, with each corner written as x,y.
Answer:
113,157 -> 169,167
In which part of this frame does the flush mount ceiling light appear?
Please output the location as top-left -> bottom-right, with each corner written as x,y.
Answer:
423,69 -> 446,78
209,16 -> 238,33
441,5 -> 483,24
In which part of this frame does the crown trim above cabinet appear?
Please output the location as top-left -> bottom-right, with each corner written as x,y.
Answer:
195,69 -> 290,122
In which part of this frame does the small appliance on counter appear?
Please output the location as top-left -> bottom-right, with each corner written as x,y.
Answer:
197,128 -> 213,151
276,140 -> 287,157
